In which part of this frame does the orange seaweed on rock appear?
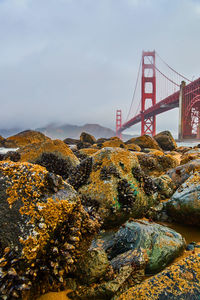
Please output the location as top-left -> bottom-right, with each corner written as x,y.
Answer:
115,244 -> 200,300
125,134 -> 161,150
18,139 -> 79,164
101,137 -> 127,149
17,139 -> 79,179
70,147 -> 158,227
6,130 -> 51,148
0,161 -> 100,300
136,152 -> 179,176
77,148 -> 99,158
126,143 -> 141,152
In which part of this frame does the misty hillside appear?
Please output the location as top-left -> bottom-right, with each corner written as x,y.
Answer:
0,123 -> 134,141
36,123 -> 133,140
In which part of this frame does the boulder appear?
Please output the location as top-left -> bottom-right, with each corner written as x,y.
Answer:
180,152 -> 200,164
74,148 -> 99,161
68,147 -> 158,227
166,171 -> 200,226
167,159 -> 200,188
75,248 -> 109,284
104,220 -> 185,274
18,139 -> 79,179
115,244 -> 200,300
70,264 -> 145,300
6,130 -> 51,148
152,174 -> 175,200
126,143 -> 141,152
137,152 -> 179,176
77,141 -> 92,150
101,137 -> 127,149
154,130 -> 177,151
125,135 -> 161,150
69,247 -> 147,300
80,132 -> 96,144
0,161 -> 99,299
63,138 -> 79,145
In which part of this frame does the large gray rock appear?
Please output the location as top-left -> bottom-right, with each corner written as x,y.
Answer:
102,220 -> 185,274
167,159 -> 200,188
166,171 -> 200,226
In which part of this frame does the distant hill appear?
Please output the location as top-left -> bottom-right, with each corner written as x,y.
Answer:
36,123 -> 134,141
0,127 -> 25,138
0,123 -> 134,141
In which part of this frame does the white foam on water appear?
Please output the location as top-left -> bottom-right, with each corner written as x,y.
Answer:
0,148 -> 18,154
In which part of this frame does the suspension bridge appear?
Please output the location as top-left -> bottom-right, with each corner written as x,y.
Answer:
116,51 -> 200,140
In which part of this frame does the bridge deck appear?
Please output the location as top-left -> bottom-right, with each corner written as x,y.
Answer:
119,91 -> 179,132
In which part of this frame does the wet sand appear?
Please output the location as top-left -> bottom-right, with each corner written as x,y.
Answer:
37,290 -> 72,300
159,222 -> 200,244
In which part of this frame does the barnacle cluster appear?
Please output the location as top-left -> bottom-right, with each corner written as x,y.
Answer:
132,167 -> 157,196
0,161 -> 100,299
100,165 -> 120,181
35,152 -> 74,180
117,179 -> 138,211
68,157 -> 93,190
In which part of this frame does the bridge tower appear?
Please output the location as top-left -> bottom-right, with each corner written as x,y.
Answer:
116,109 -> 122,138
141,51 -> 156,136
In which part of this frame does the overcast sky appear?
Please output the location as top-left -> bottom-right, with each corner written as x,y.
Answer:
0,0 -> 200,136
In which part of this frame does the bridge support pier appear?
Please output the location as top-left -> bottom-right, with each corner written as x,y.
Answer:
178,81 -> 185,140
141,51 -> 156,136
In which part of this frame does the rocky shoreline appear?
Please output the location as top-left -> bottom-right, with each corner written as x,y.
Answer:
0,129 -> 200,299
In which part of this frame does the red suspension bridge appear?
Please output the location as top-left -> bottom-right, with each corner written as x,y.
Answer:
116,51 -> 200,140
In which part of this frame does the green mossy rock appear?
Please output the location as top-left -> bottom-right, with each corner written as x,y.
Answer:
166,171 -> 200,226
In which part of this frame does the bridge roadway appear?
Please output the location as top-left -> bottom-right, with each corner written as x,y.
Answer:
118,77 -> 200,134
118,90 -> 179,133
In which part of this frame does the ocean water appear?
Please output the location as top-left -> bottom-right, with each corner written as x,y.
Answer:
176,141 -> 200,148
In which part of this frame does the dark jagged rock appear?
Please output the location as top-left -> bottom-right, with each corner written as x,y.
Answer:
154,130 -> 177,151
0,161 -> 100,300
0,151 -> 21,162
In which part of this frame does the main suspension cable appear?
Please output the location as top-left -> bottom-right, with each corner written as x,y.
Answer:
126,58 -> 142,122
156,51 -> 192,82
